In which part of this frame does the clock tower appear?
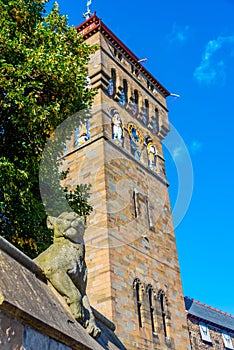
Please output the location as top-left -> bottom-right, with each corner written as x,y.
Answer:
62,14 -> 191,350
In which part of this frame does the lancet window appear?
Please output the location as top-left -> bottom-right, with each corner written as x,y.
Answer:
134,89 -> 139,108
142,99 -> 149,125
123,79 -> 128,103
158,290 -> 168,337
133,279 -> 143,328
111,68 -> 116,95
148,285 -> 155,333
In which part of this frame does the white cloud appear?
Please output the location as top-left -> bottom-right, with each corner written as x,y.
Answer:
168,24 -> 190,45
194,36 -> 234,84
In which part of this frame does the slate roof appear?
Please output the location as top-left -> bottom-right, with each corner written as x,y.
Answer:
185,297 -> 234,332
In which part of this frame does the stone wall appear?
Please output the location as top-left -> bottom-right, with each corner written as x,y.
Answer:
0,311 -> 72,350
187,316 -> 234,350
0,236 -> 126,350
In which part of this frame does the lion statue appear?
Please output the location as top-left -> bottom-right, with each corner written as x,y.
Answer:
34,211 -> 101,339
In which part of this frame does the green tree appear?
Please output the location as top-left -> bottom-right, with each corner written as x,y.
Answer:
0,0 -> 95,257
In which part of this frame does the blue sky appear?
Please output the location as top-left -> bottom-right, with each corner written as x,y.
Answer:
46,0 -> 234,314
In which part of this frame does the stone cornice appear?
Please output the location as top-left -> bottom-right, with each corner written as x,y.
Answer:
76,13 -> 170,98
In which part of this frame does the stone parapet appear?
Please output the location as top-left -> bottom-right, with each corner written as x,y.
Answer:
0,236 -> 126,350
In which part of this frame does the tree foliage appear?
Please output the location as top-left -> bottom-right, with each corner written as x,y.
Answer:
0,0 -> 96,257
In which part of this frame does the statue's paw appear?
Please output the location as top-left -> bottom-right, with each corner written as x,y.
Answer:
85,321 -> 101,339
70,303 -> 85,322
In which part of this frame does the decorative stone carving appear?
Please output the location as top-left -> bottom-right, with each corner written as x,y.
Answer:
107,78 -> 114,97
128,97 -> 138,117
75,121 -> 90,147
127,123 -> 144,160
34,212 -> 101,339
145,136 -> 157,169
111,109 -> 123,143
119,88 -> 126,106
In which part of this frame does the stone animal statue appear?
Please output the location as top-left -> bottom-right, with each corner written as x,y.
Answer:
34,211 -> 101,339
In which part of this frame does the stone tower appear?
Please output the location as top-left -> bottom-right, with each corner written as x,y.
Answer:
62,14 -> 191,350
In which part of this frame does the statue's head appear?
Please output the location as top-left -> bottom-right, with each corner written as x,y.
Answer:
47,211 -> 85,243
110,108 -> 121,121
114,111 -> 120,120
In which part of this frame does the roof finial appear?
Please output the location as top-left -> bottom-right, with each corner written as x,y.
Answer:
83,0 -> 93,20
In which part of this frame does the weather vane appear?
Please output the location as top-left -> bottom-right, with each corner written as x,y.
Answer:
83,0 -> 92,20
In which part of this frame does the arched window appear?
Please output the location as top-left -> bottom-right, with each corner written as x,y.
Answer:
133,279 -> 142,328
153,108 -> 159,134
148,286 -> 155,333
145,99 -> 149,114
142,99 -> 149,125
123,79 -> 128,103
118,52 -> 123,61
111,68 -> 116,95
129,89 -> 139,116
158,291 -> 168,337
134,89 -> 139,106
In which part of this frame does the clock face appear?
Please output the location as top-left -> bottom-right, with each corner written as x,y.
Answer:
127,123 -> 144,146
